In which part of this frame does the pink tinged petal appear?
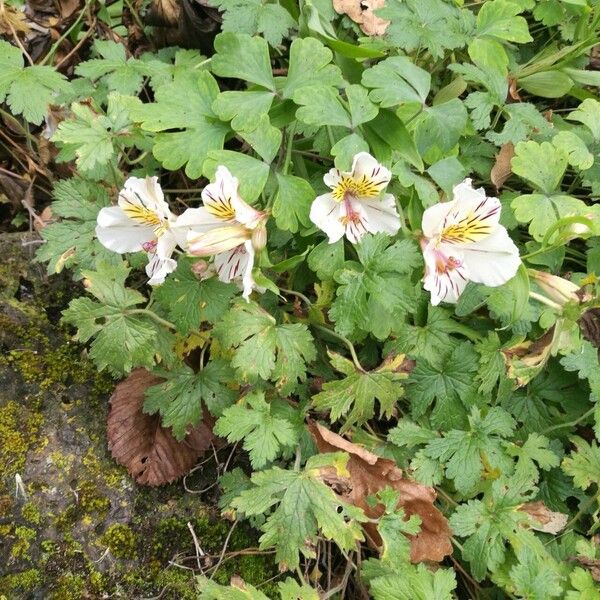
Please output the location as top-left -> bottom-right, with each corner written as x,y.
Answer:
231,194 -> 265,229
214,245 -> 251,284
422,242 -> 469,305
187,225 -> 251,257
457,227 -> 521,287
441,178 -> 501,245
310,193 -> 345,244
145,254 -> 177,285
421,201 -> 452,238
95,206 -> 155,253
360,193 -> 401,237
340,198 -> 370,244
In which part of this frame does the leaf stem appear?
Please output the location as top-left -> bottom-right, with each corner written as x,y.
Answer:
311,324 -> 365,373
282,122 -> 296,176
564,489 -> 600,532
541,406 -> 595,436
126,308 -> 176,330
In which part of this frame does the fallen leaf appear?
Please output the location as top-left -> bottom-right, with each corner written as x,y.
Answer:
490,142 -> 514,191
107,369 -> 215,486
308,422 -> 452,563
333,0 -> 389,36
0,3 -> 30,35
519,501 -> 568,534
572,556 -> 600,582
508,77 -> 521,101
580,307 -> 600,350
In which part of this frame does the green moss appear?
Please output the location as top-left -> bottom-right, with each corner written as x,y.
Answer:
0,400 -> 44,487
21,501 -> 42,525
78,479 -> 111,516
0,568 -> 41,594
102,524 -> 138,559
49,574 -> 86,600
10,526 -> 36,559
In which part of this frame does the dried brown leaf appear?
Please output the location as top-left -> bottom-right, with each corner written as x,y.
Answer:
573,556 -> 600,582
333,0 -> 389,36
519,501 -> 568,534
107,369 -> 214,486
490,142 -> 514,191
309,422 -> 452,563
0,3 -> 30,35
580,307 -> 600,350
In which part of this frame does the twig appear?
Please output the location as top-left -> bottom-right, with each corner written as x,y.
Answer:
187,521 -> 205,573
209,520 -> 239,580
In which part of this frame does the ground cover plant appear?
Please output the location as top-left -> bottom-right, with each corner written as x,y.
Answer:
2,0 -> 600,596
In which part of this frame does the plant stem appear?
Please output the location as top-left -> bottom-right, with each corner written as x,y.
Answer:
282,122 -> 296,176
126,308 -> 176,330
564,490 -> 600,532
311,324 -> 365,373
541,406 -> 595,436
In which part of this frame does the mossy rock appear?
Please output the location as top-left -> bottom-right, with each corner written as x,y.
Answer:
0,233 -> 278,599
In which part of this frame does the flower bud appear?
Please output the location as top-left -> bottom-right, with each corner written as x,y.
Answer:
251,222 -> 267,252
191,260 -> 209,279
530,269 -> 579,306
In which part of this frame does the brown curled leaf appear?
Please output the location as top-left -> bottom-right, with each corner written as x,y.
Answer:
107,369 -> 214,486
519,501 -> 568,534
572,556 -> 600,582
308,421 -> 452,563
490,142 -> 514,191
333,0 -> 389,36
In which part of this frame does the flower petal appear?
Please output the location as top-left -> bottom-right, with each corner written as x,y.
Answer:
457,227 -> 521,287
310,193 -> 345,244
146,254 -> 177,285
440,178 -> 501,245
96,206 -> 155,253
421,201 -> 452,238
172,207 -> 224,248
361,193 -> 401,237
422,243 -> 469,305
323,167 -> 343,189
187,224 -> 251,256
118,176 -> 170,236
241,241 -> 257,300
214,244 -> 251,284
201,166 -> 238,221
351,152 -> 391,191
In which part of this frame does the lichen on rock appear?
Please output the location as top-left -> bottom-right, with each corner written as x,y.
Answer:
0,232 -> 278,598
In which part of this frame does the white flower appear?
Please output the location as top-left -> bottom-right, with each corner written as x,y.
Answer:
96,176 -> 185,285
421,178 -> 521,305
309,152 -> 401,244
185,166 -> 267,299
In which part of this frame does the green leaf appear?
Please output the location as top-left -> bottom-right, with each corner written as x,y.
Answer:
424,407 -> 515,494
511,141 -> 567,194
293,85 -> 351,127
144,361 -> 237,440
562,437 -> 600,491
362,56 -> 430,108
377,0 -> 470,60
278,578 -> 320,600
519,71 -> 574,98
506,433 -> 560,486
312,351 -> 407,430
35,178 -> 117,275
552,131 -> 594,170
331,133 -> 370,171
128,71 -> 228,178
215,301 -> 316,393
407,342 -> 479,427
273,173 -> 314,232
414,98 -> 468,155
475,0 -> 532,43
75,40 -> 146,95
212,90 -> 275,132
203,151 -> 270,202
196,576 -> 270,599
230,454 -> 366,569
211,32 -> 275,90
567,98 -> 600,141
560,341 -> 600,401
307,239 -> 345,280
214,390 -> 298,468
282,37 -> 343,99
0,40 -> 70,124
210,0 -> 296,47
346,84 -> 379,127
368,565 -> 457,600
240,113 -> 282,162
510,547 -> 563,599
329,236 -> 421,340
487,103 -> 553,146
153,257 -> 237,334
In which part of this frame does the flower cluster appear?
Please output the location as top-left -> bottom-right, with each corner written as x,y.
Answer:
96,154 -> 521,305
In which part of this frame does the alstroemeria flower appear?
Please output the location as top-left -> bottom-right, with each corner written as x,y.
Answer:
421,178 -> 521,305
96,176 -> 186,285
310,152 -> 401,244
185,166 -> 267,299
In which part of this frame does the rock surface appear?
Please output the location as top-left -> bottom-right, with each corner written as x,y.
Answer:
0,232 -> 276,599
